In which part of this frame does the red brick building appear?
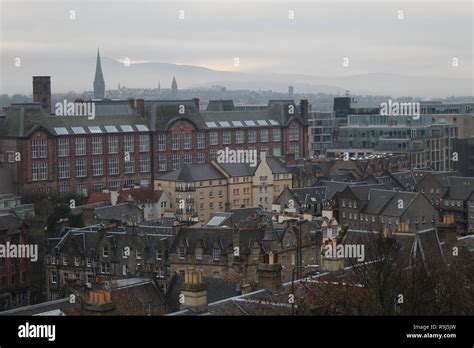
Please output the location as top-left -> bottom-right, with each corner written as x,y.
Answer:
0,78 -> 309,196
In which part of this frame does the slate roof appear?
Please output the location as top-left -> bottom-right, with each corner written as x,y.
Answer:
445,177 -> 474,200
157,164 -> 226,182
170,227 -> 233,253
290,186 -> 327,204
0,298 -> 80,316
94,202 -> 143,221
0,214 -> 23,231
170,226 -> 264,254
375,175 -> 402,190
216,156 -> 290,177
266,156 -> 291,174
144,100 -> 204,131
315,180 -> 367,200
0,101 -> 148,137
390,171 -> 416,190
348,184 -> 389,202
217,162 -> 256,177
143,99 -> 307,132
329,171 -> 358,182
364,189 -> 418,216
344,228 -> 444,271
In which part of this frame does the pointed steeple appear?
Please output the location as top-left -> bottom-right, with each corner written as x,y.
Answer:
171,76 -> 178,99
158,80 -> 161,91
94,48 -> 105,99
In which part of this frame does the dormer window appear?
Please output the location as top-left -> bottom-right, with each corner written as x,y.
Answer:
136,249 -> 142,259
102,246 -> 108,258
178,247 -> 185,259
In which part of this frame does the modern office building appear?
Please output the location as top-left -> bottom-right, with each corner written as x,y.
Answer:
332,114 -> 457,171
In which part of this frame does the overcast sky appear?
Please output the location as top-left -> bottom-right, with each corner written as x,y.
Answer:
0,0 -> 472,94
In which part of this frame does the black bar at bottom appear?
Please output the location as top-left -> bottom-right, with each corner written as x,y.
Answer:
0,315 -> 472,346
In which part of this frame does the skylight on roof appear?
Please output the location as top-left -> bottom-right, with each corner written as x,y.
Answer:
245,120 -> 256,126
54,127 -> 69,135
232,121 -> 243,127
206,122 -> 217,128
136,124 -> 149,132
269,120 -> 279,126
207,216 -> 226,226
71,127 -> 86,134
104,125 -> 118,133
219,121 -> 230,127
257,120 -> 268,126
88,126 -> 102,134
120,125 -> 134,132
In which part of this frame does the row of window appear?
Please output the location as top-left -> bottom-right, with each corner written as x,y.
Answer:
158,129 -> 288,151
341,200 -> 358,208
177,246 -> 221,261
56,156 -> 150,179
57,179 -> 150,195
57,135 -> 150,157
52,247 -> 166,267
158,145 -> 290,171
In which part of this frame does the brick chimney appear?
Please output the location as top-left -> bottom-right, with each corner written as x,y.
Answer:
33,76 -> 51,114
136,98 -> 145,116
257,252 -> 282,293
180,268 -> 208,313
192,97 -> 200,109
299,99 -> 309,122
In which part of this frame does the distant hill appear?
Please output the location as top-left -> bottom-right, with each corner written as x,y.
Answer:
1,55 -> 471,98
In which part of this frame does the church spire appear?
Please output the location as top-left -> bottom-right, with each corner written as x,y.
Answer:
171,76 -> 178,99
94,48 -> 105,99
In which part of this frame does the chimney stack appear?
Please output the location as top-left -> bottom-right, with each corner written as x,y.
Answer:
33,76 -> 51,114
257,252 -> 282,293
299,99 -> 309,122
192,97 -> 200,109
180,268 -> 208,313
136,98 -> 145,116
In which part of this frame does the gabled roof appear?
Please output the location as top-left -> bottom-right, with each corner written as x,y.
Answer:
289,186 -> 327,205
315,180 -> 367,200
445,177 -> 474,200
364,189 -> 418,217
117,188 -> 164,204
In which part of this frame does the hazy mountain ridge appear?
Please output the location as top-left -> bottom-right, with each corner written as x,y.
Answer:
1,55 -> 472,98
